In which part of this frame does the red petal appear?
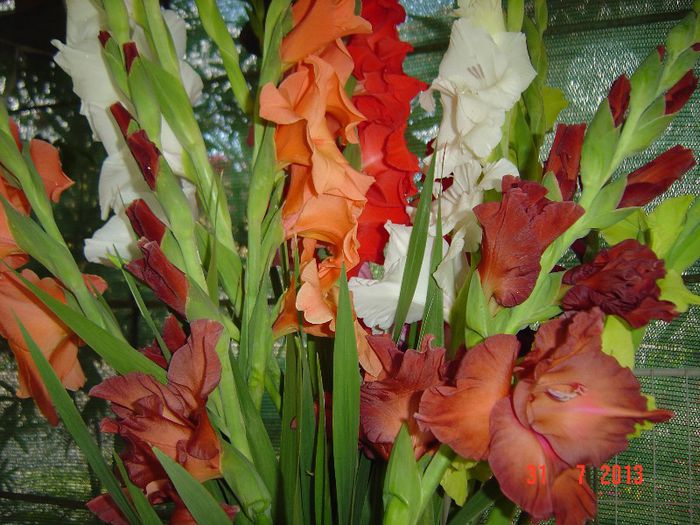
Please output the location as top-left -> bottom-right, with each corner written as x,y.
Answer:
544,123 -> 586,201
109,103 -> 134,137
417,335 -> 518,460
126,240 -> 188,316
488,397 -> 566,522
665,71 -> 698,115
126,199 -> 166,244
475,176 -> 584,307
87,494 -> 129,525
98,31 -> 112,48
551,469 -> 597,525
127,130 -> 160,190
608,74 -> 630,127
562,239 -> 678,328
123,42 -> 139,73
619,145 -> 696,208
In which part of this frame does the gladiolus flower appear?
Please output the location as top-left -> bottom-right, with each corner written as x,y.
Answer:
608,74 -> 630,127
280,0 -> 371,66
0,269 -> 107,425
126,240 -> 189,317
474,176 -> 584,307
360,335 -> 448,459
664,70 -> 698,115
418,310 -> 673,523
126,199 -> 167,244
91,320 -> 224,483
562,239 -> 678,328
544,123 -> 586,201
618,145 -> 696,208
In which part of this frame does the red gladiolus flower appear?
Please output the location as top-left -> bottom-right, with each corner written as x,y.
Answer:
665,70 -> 698,115
91,320 -> 224,484
126,240 -> 188,316
608,74 -> 630,127
122,42 -> 139,73
347,0 -> 426,265
562,239 -> 677,328
474,176 -> 584,307
140,315 -> 187,368
544,123 -> 586,201
418,310 -> 673,523
618,145 -> 696,208
127,130 -> 160,190
109,102 -> 133,136
360,335 -> 449,459
126,199 -> 167,244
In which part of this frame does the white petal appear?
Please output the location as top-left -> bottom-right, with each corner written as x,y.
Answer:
84,213 -> 138,265
98,149 -> 150,218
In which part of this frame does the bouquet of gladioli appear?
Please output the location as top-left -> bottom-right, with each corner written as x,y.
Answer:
1,0 -> 699,523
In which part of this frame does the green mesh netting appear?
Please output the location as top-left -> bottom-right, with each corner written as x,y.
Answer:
0,1 -> 698,523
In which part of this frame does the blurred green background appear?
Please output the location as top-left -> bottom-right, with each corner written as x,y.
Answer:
0,0 -> 698,523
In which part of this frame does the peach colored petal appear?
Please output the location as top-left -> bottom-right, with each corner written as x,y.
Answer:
281,0 -> 371,66
417,334 -> 518,460
551,468 -> 597,525
28,139 -> 74,202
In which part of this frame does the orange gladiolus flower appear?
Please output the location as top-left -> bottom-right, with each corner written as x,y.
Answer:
0,269 -> 107,425
0,120 -> 74,269
280,0 -> 371,67
260,54 -> 372,202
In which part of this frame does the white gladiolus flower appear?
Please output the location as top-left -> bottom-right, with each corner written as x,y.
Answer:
83,212 -> 139,265
348,223 -> 463,332
420,17 -> 536,175
455,0 -> 506,36
52,0 -> 202,263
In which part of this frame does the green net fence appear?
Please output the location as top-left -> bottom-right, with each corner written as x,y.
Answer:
0,0 -> 698,523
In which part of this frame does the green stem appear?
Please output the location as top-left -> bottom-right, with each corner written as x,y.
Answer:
417,446 -> 455,520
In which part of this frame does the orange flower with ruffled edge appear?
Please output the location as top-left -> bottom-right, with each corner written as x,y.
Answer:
280,0 -> 371,67
260,54 -> 372,202
0,269 -> 107,425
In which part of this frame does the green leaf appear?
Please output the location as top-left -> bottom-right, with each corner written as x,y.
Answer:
12,269 -> 167,382
440,458 -> 490,506
419,205 -> 444,347
333,268 -> 361,525
484,498 -> 517,524
383,426 -> 421,525
629,395 -> 661,439
578,99 -> 619,205
313,360 -> 332,525
20,323 -> 140,525
392,155 -> 436,340
541,171 -> 563,202
464,271 -> 492,345
601,209 -> 646,245
601,315 -> 639,369
646,195 -> 694,259
542,86 -> 568,132
153,448 -> 233,525
498,272 -> 564,335
114,454 -> 162,525
447,478 -> 502,525
624,98 -> 674,155
506,0 -> 524,32
220,441 -> 273,523
666,197 -> 700,272
659,269 -> 700,313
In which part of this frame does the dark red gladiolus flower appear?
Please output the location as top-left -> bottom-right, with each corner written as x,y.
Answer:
122,42 -> 139,73
562,239 -> 678,328
360,335 -> 448,459
544,123 -> 586,201
126,199 -> 167,244
665,70 -> 698,114
126,240 -> 188,316
418,310 -> 673,524
347,0 -> 426,266
98,30 -> 111,48
608,74 -> 631,127
91,320 -> 223,482
140,315 -> 187,368
474,176 -> 584,307
87,494 -> 129,525
109,102 -> 134,137
127,130 -> 160,190
619,145 -> 696,208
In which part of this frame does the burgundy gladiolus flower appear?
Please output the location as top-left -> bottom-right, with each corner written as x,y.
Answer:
418,310 -> 673,524
109,102 -> 133,136
127,130 -> 160,190
140,315 -> 187,368
98,30 -> 111,48
126,240 -> 188,316
618,145 -> 696,208
360,335 -> 449,459
562,239 -> 677,328
544,123 -> 586,201
122,42 -> 139,73
665,70 -> 698,115
608,74 -> 631,127
474,176 -> 584,307
126,199 -> 167,244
